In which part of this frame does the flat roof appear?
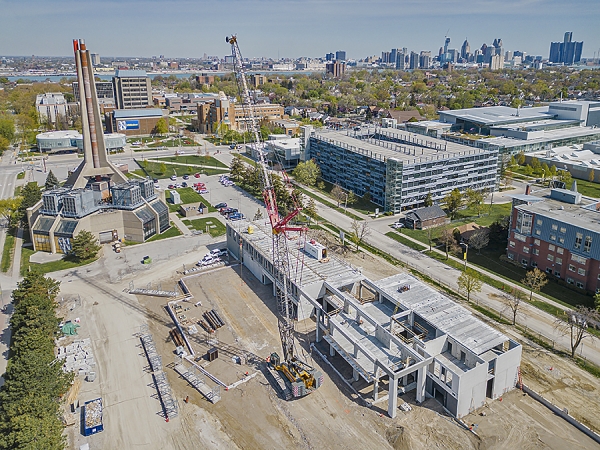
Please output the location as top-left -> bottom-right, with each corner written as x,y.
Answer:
114,69 -> 147,78
530,144 -> 600,168
36,130 -> 80,139
312,128 -> 492,164
229,219 -> 363,288
113,109 -> 164,119
439,106 -> 552,126
515,194 -> 600,232
484,126 -> 600,149
373,273 -> 508,355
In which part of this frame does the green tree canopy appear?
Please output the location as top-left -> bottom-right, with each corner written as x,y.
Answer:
17,182 -> 42,227
44,170 -> 59,191
71,230 -> 101,261
292,160 -> 321,187
443,188 -> 463,219
153,118 -> 168,135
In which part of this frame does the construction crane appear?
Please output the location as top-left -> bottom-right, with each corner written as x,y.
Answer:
226,35 -> 323,398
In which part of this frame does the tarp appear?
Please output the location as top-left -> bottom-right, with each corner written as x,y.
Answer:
61,322 -> 80,336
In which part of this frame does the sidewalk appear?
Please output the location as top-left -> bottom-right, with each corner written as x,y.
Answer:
169,213 -> 191,236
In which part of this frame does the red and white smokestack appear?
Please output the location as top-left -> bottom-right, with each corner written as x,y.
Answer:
78,39 -> 101,169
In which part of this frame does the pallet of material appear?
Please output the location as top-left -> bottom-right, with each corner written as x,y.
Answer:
170,329 -> 184,347
83,398 -> 103,436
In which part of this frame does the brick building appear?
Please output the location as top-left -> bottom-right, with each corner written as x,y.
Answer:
507,183 -> 600,292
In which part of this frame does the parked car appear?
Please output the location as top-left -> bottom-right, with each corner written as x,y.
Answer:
194,173 -> 201,178
153,178 -> 159,183
210,248 -> 228,258
154,183 -> 160,189
391,222 -> 404,229
229,144 -> 236,149
200,255 -> 220,265
220,207 -> 234,215
182,174 -> 189,180
181,182 -> 188,188
215,202 -> 227,209
236,145 -> 242,149
198,189 -> 209,194
229,213 -> 245,221
170,175 -> 177,181
168,184 -> 175,189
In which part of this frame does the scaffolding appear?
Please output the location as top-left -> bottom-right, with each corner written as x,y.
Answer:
173,357 -> 221,404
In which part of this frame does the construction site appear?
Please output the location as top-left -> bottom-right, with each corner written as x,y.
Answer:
47,37 -> 600,449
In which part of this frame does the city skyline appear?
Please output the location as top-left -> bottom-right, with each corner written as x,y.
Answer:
0,0 -> 599,59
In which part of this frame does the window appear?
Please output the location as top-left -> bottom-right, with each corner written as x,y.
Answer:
460,351 -> 466,362
547,254 -> 554,261
533,249 -> 539,255
554,270 -> 561,277
560,227 -> 566,233
559,237 -> 565,244
534,239 -> 540,246
508,253 -> 514,260
567,278 -> 574,284
569,264 -> 576,272
514,233 -> 526,242
557,247 -> 564,254
575,232 -> 583,249
578,268 -> 586,276
548,244 -> 555,252
552,224 -> 558,231
571,254 -> 588,264
535,229 -> 541,236
523,247 -> 530,254
509,241 -> 515,248
447,342 -> 453,354
537,219 -> 544,226
556,257 -> 562,265
516,211 -> 533,234
576,281 -> 584,289
550,234 -> 556,241
546,267 -> 552,274
531,261 -> 538,267
522,259 -> 528,265
584,236 -> 592,253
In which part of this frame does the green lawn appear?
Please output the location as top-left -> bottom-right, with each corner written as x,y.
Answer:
235,153 -> 257,166
305,178 -> 379,215
167,188 -> 216,212
385,231 -> 428,251
181,217 -> 226,237
146,224 -> 183,241
512,165 -> 600,199
153,155 -> 227,168
20,246 -> 97,276
148,138 -> 196,147
127,136 -> 157,144
294,185 -> 364,221
1,231 -> 16,272
137,160 -> 228,179
16,172 -> 25,180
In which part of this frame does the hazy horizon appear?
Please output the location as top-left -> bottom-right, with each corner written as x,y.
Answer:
1,0 -> 599,60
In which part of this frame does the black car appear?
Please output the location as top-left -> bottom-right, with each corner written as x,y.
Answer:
215,202 -> 227,209
153,178 -> 159,183
181,182 -> 188,188
182,174 -> 190,180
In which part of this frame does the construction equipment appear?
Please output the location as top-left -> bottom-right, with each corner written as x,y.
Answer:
226,35 -> 323,398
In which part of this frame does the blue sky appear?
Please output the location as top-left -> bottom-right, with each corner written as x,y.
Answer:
1,0 -> 598,59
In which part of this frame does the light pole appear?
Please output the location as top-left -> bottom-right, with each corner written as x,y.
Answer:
463,243 -> 469,270
344,192 -> 349,215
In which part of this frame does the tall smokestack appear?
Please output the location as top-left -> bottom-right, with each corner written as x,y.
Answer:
76,39 -> 100,168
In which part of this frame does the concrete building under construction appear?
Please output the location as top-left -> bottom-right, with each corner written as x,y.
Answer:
226,220 -> 522,418
27,39 -> 170,253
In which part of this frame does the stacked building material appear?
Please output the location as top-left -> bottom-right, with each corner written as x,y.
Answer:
57,338 -> 96,375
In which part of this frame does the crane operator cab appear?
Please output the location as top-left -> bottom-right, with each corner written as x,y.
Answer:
269,352 -> 324,398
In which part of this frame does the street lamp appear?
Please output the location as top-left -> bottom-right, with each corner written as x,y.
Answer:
462,243 -> 469,270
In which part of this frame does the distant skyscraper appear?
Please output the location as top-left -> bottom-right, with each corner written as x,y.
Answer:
390,49 -> 397,66
381,51 -> 391,64
460,39 -> 470,60
409,52 -> 419,69
326,52 -> 335,61
419,51 -> 431,69
326,61 -> 345,78
396,52 -> 406,70
112,69 -> 152,109
335,50 -> 346,61
91,53 -> 100,65
549,31 -> 583,64
441,37 -> 451,63
489,54 -> 504,70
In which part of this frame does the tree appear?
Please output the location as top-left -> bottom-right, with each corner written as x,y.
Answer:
229,154 -> 245,182
554,306 -> 600,358
423,191 -> 433,207
502,287 -> 526,325
292,160 -> 321,186
0,197 -> 21,226
521,267 -> 548,301
153,117 -> 168,135
304,198 -> 318,221
0,115 -> 15,142
350,219 -> 371,251
0,136 -> 9,153
346,190 -> 357,207
443,188 -> 463,219
71,230 -> 101,261
439,227 -> 456,260
469,229 -> 490,254
253,208 -> 263,221
44,170 -> 59,191
594,292 -> 600,312
17,182 -> 42,227
465,188 -> 485,216
331,184 -> 346,207
159,162 -> 167,174
457,269 -> 482,303
589,171 -> 595,183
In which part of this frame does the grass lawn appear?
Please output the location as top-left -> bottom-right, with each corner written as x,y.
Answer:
20,246 -> 97,276
14,185 -> 22,196
181,217 -> 226,237
137,161 -> 228,179
385,231 -> 428,251
16,172 -> 25,180
127,136 -> 156,144
294,185 -> 364,221
146,224 -> 183,241
306,178 -> 379,215
512,164 -> 600,199
153,155 -> 227,168
1,231 -> 16,272
148,138 -> 196,147
235,153 -> 257,166
167,188 -> 216,212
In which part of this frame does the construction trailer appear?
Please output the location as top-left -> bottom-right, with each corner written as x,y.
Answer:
227,220 -> 522,418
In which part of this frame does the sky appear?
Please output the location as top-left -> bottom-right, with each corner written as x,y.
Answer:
1,0 -> 599,60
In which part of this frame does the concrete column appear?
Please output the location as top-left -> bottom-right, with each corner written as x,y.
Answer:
373,377 -> 379,401
416,367 -> 426,403
315,309 -> 322,343
388,375 -> 398,418
358,283 -> 362,302
343,299 -> 350,314
329,344 -> 335,357
353,343 -> 359,357
353,368 -> 360,382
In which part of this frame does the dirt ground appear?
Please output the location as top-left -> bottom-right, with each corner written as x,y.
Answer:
57,238 -> 600,450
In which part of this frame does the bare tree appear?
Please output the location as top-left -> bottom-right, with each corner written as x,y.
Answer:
521,268 -> 548,301
439,227 -> 455,260
457,269 -> 482,303
253,208 -> 263,221
331,184 -> 346,207
554,306 -> 600,357
469,229 -> 490,255
350,219 -> 371,251
502,287 -> 526,325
